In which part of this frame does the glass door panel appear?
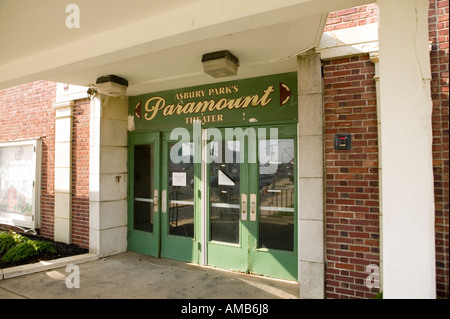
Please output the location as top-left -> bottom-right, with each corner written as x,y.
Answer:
258,139 -> 295,251
209,140 -> 241,244
134,144 -> 154,233
247,126 -> 298,281
168,142 -> 195,238
161,133 -> 200,264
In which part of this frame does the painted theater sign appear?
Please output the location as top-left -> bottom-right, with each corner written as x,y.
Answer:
128,72 -> 297,130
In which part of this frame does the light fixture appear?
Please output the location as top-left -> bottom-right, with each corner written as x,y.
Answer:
96,74 -> 128,97
201,50 -> 239,78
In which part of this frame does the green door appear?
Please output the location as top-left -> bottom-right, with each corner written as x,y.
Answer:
128,125 -> 297,280
128,130 -> 201,263
160,131 -> 200,263
128,132 -> 161,256
206,125 -> 298,281
206,127 -> 249,272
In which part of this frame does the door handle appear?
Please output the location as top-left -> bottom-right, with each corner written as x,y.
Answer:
250,194 -> 257,221
241,194 -> 247,221
153,189 -> 159,213
161,189 -> 167,213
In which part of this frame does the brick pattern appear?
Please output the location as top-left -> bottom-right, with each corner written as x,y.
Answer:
0,82 -> 91,250
71,98 -> 90,249
429,0 -> 449,299
323,55 -> 380,299
324,3 -> 378,32
323,1 -> 449,299
0,81 -> 57,239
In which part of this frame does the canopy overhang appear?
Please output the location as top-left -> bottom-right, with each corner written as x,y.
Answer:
0,0 -> 373,95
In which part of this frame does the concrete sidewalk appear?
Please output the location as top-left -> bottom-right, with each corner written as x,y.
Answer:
0,251 -> 299,299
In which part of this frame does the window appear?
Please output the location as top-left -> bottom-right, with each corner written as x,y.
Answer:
0,139 -> 41,231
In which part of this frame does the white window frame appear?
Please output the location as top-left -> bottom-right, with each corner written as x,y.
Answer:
0,138 -> 42,231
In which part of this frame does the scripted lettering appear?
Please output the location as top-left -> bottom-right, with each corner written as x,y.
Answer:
144,85 -> 274,122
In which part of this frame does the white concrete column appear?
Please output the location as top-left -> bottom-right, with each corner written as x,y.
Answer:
297,50 -> 325,299
377,0 -> 436,298
53,100 -> 74,244
89,94 -> 128,257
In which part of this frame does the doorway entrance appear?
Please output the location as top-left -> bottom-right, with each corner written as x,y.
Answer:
128,130 -> 200,263
205,125 -> 297,280
127,124 -> 297,281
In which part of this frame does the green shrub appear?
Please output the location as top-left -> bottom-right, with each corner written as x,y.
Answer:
0,231 -> 28,254
372,292 -> 383,299
0,231 -> 57,263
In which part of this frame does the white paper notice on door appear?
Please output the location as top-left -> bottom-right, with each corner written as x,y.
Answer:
172,172 -> 187,187
218,170 -> 235,186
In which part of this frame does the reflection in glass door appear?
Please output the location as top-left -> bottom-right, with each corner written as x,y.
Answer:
258,139 -> 295,252
133,144 -> 154,233
209,140 -> 241,244
247,134 -> 297,281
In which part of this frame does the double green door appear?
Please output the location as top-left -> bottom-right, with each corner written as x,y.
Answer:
128,125 -> 297,281
128,131 -> 200,263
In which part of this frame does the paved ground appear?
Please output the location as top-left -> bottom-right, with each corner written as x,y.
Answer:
0,251 -> 299,299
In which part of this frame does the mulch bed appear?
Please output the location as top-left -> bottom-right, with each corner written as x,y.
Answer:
0,233 -> 88,269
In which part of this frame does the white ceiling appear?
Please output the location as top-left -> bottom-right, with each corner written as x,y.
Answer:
0,0 -> 373,96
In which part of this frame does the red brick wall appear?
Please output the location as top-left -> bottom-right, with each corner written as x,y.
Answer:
323,0 -> 449,299
429,0 -> 449,299
323,55 -> 380,299
72,98 -> 90,249
324,3 -> 378,32
0,80 -> 57,239
0,82 -> 91,249
323,3 -> 380,299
